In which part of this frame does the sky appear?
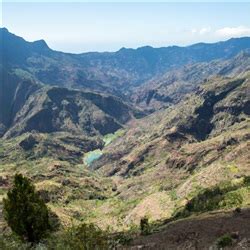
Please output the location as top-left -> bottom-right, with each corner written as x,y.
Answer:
1,2 -> 250,53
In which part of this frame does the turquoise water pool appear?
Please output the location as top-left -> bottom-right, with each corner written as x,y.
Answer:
83,129 -> 125,166
84,149 -> 103,166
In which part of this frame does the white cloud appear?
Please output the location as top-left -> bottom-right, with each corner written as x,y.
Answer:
191,28 -> 197,34
216,26 -> 250,37
199,27 -> 211,35
190,27 -> 211,35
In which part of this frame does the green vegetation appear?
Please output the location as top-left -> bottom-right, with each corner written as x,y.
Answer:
174,176 -> 250,219
140,217 -> 150,235
103,129 -> 125,146
0,222 -> 138,249
169,189 -> 178,201
228,165 -> 239,174
216,234 -> 233,248
0,175 -> 127,248
3,174 -> 50,243
47,223 -> 110,249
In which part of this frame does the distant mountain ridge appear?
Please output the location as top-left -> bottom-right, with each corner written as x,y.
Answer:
1,27 -> 250,95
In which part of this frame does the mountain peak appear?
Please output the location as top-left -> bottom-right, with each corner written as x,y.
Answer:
32,39 -> 50,50
0,27 -> 9,33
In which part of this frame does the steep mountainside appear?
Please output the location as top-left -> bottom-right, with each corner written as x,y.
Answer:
0,69 -> 41,136
84,72 -> 250,226
128,208 -> 250,249
95,73 -> 250,176
0,73 -> 141,139
133,50 -> 250,111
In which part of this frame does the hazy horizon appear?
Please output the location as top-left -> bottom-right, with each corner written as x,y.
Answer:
2,26 -> 250,54
1,2 -> 250,53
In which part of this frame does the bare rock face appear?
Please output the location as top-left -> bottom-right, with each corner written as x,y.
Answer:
1,84 -> 141,139
0,71 -> 41,136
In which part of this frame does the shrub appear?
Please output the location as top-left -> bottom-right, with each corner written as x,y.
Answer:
47,223 -> 110,249
3,174 -> 50,243
140,217 -> 150,235
233,207 -> 241,214
216,234 -> 233,248
243,176 -> 250,185
111,232 -> 133,246
219,192 -> 243,208
175,179 -> 249,219
184,186 -> 223,213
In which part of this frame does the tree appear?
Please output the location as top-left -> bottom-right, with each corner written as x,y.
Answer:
140,217 -> 150,235
3,174 -> 50,243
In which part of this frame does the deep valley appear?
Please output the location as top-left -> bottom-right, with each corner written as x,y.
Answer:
0,27 -> 250,249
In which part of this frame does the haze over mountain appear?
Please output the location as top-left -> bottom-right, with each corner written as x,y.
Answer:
1,27 -> 250,94
0,28 -> 250,248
